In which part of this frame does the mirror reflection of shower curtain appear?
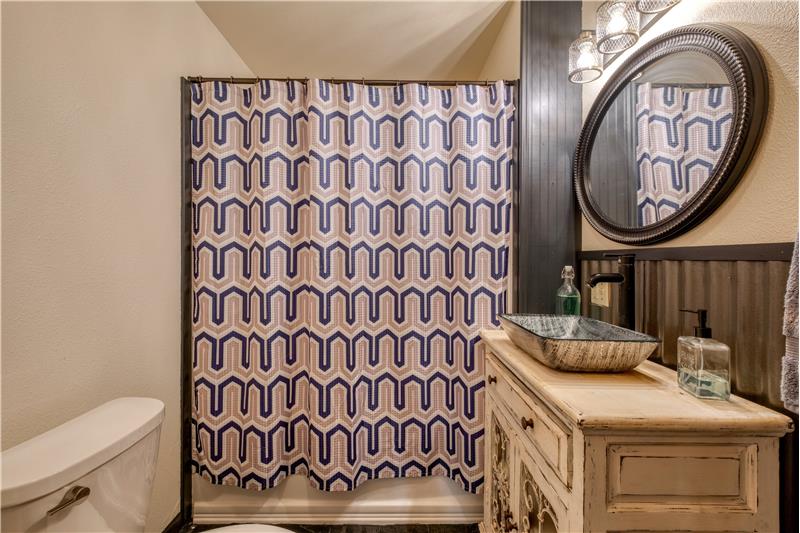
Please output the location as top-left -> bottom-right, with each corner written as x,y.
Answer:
635,82 -> 733,226
190,79 -> 514,493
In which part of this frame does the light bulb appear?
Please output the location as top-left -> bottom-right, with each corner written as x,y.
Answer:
606,5 -> 628,35
576,43 -> 596,69
596,1 -> 639,54
568,30 -> 603,84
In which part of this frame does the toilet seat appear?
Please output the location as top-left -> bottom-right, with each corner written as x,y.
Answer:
210,525 -> 294,532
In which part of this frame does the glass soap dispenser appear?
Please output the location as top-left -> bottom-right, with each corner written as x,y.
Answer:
556,265 -> 581,315
677,308 -> 731,400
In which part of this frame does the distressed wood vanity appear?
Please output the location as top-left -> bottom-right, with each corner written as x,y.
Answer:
480,329 -> 793,533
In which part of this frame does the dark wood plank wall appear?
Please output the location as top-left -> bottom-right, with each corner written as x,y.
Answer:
516,1 -> 582,313
580,257 -> 797,532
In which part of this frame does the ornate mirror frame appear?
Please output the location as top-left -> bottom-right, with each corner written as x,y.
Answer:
574,24 -> 768,245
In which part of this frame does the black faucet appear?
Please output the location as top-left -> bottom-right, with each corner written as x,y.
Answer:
586,254 -> 635,330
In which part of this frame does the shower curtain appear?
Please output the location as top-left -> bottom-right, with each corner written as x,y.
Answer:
635,82 -> 733,225
190,79 -> 514,493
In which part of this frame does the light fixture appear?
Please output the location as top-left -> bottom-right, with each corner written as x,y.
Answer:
596,1 -> 640,54
566,0 -> 681,82
568,31 -> 603,83
635,0 -> 681,14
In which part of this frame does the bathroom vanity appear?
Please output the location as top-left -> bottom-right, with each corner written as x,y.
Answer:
480,329 -> 793,533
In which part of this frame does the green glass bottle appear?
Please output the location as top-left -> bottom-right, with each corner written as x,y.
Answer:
556,265 -> 581,315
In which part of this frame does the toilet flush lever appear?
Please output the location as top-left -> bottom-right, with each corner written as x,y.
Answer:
47,486 -> 91,517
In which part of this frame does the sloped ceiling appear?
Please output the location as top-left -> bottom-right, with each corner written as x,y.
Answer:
197,1 -> 515,80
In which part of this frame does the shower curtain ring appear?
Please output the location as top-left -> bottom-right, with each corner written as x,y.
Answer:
361,77 -> 365,87
197,75 -> 203,84
230,76 -> 234,84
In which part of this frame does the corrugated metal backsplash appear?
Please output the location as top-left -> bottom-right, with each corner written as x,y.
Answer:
580,258 -> 790,408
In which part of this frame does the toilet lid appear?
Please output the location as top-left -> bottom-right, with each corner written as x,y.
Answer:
211,525 -> 294,533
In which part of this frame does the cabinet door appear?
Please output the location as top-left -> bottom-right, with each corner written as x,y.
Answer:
484,394 -> 517,533
516,450 -> 564,533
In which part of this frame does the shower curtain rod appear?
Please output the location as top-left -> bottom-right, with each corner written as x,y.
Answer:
185,76 -> 518,86
635,82 -> 728,88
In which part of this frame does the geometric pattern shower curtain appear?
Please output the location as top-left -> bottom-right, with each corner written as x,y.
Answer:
190,79 -> 514,493
635,82 -> 733,225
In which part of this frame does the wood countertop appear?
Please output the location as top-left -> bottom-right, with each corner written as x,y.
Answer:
481,329 -> 793,435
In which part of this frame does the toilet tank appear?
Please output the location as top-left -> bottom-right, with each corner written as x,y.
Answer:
1,397 -> 164,532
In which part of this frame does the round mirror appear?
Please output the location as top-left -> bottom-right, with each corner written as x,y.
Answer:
575,25 -> 768,245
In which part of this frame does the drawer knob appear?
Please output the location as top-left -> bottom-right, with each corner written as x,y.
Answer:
487,375 -> 497,385
521,417 -> 535,430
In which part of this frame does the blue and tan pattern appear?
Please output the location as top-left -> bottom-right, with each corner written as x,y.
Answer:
635,82 -> 733,225
190,80 -> 515,493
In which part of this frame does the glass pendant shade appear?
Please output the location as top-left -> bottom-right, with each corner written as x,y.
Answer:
635,0 -> 681,14
568,31 -> 603,83
596,1 -> 640,54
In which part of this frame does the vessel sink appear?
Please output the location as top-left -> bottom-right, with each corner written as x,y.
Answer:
498,314 -> 659,372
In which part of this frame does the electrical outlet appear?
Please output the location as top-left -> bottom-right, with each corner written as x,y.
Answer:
591,283 -> 610,308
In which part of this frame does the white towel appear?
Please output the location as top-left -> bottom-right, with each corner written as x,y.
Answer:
781,237 -> 798,413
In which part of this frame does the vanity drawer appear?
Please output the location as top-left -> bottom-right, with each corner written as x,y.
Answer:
486,355 -> 572,488
604,442 -> 758,512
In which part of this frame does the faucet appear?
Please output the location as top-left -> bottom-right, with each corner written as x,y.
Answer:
586,254 -> 635,330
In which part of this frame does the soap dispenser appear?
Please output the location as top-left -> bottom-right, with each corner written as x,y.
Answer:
677,309 -> 731,400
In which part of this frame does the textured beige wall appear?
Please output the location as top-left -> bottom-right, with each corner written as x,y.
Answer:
0,2 -> 252,530
580,0 -> 799,250
199,1 -> 516,80
0,1 -> 518,531
479,0 -> 521,80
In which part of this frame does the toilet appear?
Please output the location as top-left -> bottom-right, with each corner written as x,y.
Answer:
0,398 -> 291,532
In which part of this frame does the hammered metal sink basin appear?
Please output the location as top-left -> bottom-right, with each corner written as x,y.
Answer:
498,314 -> 659,373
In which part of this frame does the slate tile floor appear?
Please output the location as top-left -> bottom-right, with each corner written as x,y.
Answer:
192,525 -> 479,533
